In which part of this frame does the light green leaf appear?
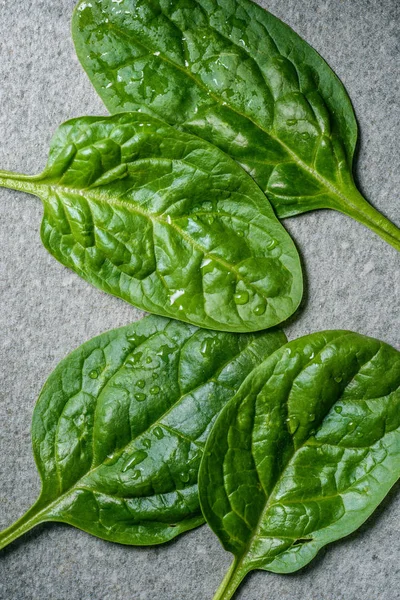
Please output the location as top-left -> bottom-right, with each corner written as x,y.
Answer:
199,331 -> 400,599
72,0 -> 400,250
0,112 -> 302,332
0,315 -> 286,549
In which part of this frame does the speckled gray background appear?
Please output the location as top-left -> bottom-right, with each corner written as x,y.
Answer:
0,1 -> 399,599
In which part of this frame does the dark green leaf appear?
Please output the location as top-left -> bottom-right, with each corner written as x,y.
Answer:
72,0 -> 400,251
0,112 -> 302,332
0,315 -> 286,549
199,331 -> 400,600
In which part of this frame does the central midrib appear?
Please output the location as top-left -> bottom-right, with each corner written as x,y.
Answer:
102,22 -> 353,210
30,177 -> 290,317
31,336 -> 264,525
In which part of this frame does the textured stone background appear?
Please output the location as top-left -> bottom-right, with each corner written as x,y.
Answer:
0,1 -> 399,598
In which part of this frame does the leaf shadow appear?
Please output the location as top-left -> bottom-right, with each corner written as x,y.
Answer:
279,237 -> 310,331
0,520 -> 54,557
351,113 -> 399,226
0,517 -> 200,558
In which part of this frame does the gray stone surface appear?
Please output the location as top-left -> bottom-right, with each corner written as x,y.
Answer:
0,0 -> 399,598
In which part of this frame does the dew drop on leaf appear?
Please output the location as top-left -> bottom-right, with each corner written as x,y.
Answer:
200,338 -> 214,356
153,426 -> 164,439
136,379 -> 145,389
122,450 -> 147,472
150,385 -> 160,395
286,416 -> 299,434
234,291 -> 249,305
334,375 -> 343,383
286,119 -> 297,126
89,370 -> 98,379
142,438 -> 151,449
308,413 -> 315,422
334,405 -> 343,414
254,302 -> 266,316
180,471 -> 190,483
131,470 -> 141,480
135,392 -> 147,402
126,352 -> 142,367
266,239 -> 277,249
146,356 -> 152,364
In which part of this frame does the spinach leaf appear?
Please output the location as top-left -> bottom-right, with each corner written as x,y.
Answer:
199,331 -> 400,600
72,0 -> 400,251
0,112 -> 302,332
0,315 -> 286,550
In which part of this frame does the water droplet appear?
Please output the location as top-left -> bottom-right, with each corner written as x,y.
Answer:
169,289 -> 185,305
308,413 -> 315,422
309,352 -> 315,359
146,356 -> 152,364
237,230 -> 244,237
152,372 -> 158,379
334,405 -> 343,414
254,302 -> 266,316
132,470 -> 141,480
89,369 -> 98,379
334,375 -> 343,383
200,338 -> 214,356
286,416 -> 299,435
135,392 -> 147,402
105,451 -> 118,465
126,352 -> 142,368
347,421 -> 356,433
301,132 -> 310,139
286,119 -> 297,126
150,385 -> 160,395
136,379 -> 145,389
267,239 -> 277,249
127,334 -> 137,344
180,471 -> 190,483
122,450 -> 147,472
200,257 -> 212,269
142,438 -> 151,449
234,291 -> 249,305
154,426 -> 164,439
122,347 -> 128,351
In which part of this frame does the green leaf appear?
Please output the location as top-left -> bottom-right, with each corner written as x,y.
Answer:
199,331 -> 400,600
0,112 -> 302,332
0,315 -> 286,550
72,0 -> 400,251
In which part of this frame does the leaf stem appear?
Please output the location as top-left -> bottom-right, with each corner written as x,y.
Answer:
0,500 -> 47,551
0,170 -> 41,195
212,558 -> 247,600
337,184 -> 400,252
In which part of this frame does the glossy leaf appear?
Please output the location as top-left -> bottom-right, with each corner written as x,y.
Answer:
73,0 -> 400,251
0,315 -> 286,550
199,331 -> 400,600
0,112 -> 302,332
